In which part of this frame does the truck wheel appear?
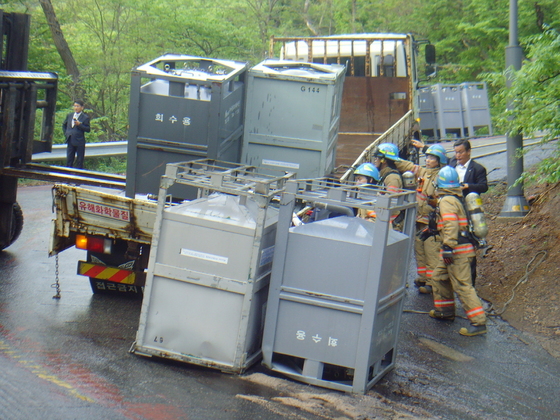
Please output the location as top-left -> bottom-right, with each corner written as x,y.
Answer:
11,202 -> 24,244
1,202 -> 24,250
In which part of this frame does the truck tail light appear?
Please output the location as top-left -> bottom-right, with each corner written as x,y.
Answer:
76,234 -> 112,254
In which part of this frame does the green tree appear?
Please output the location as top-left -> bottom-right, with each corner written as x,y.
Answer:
25,0 -> 265,143
5,0 -> 559,180
487,27 -> 560,185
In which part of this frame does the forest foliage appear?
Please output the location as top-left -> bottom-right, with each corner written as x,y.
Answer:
4,0 -> 560,181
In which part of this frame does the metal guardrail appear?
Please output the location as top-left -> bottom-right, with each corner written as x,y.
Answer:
3,163 -> 126,188
10,143 -> 127,188
30,136 -> 552,184
32,141 -> 128,162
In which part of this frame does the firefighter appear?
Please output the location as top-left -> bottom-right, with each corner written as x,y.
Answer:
372,143 -> 404,192
429,165 -> 487,336
354,162 -> 380,187
372,143 -> 405,230
354,163 -> 380,221
395,144 -> 447,294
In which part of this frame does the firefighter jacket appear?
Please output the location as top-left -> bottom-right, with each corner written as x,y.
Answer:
395,160 -> 439,224
379,167 -> 403,192
356,177 -> 401,223
436,189 -> 476,258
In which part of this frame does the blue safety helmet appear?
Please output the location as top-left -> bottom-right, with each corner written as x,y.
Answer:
354,162 -> 380,182
425,144 -> 448,165
437,165 -> 461,188
375,143 -> 402,161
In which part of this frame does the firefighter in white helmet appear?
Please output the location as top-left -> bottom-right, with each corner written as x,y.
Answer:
429,165 -> 487,336
395,143 -> 448,294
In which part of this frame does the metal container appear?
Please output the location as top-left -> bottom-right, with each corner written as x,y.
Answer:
418,86 -> 437,138
431,83 -> 464,139
242,59 -> 345,179
262,179 -> 416,393
126,55 -> 249,200
131,160 -> 294,373
460,82 -> 492,137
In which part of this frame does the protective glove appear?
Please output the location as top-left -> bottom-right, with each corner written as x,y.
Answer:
417,227 -> 431,241
441,245 -> 454,265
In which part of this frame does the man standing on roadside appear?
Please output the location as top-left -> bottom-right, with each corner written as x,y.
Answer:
449,139 -> 488,197
62,100 -> 90,169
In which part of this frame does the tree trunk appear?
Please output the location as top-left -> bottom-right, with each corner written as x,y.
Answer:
351,0 -> 356,33
38,0 -> 87,101
303,0 -> 319,36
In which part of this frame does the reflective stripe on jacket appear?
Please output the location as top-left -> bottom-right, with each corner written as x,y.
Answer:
379,167 -> 403,192
437,192 -> 475,258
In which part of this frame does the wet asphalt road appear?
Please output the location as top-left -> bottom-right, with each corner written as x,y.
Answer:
2,185 -> 320,420
1,167 -> 560,419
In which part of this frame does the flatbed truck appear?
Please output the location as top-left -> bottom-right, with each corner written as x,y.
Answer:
50,33 -> 435,296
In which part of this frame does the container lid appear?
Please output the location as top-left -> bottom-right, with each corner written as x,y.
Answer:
166,193 -> 278,228
291,216 -> 374,244
290,215 -> 405,244
250,59 -> 345,82
136,54 -> 249,82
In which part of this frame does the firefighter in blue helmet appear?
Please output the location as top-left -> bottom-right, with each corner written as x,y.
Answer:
395,143 -> 447,294
373,143 -> 407,229
354,162 -> 380,186
373,143 -> 404,192
354,163 -> 380,221
429,165 -> 487,336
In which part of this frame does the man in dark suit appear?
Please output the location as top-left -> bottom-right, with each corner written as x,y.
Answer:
449,139 -> 488,286
62,100 -> 90,169
449,139 -> 488,197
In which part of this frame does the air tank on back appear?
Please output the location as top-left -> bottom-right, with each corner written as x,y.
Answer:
465,192 -> 488,238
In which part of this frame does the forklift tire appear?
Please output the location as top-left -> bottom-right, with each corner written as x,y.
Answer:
1,202 -> 24,250
11,202 -> 24,244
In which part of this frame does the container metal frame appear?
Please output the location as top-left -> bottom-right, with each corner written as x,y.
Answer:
242,59 -> 346,179
131,159 -> 294,373
262,178 -> 416,393
432,83 -> 465,139
460,82 -> 493,137
126,55 -> 250,200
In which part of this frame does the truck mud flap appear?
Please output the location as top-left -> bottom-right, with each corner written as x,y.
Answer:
77,260 -> 145,297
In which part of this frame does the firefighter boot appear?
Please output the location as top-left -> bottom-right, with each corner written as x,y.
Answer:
429,309 -> 455,321
459,323 -> 487,336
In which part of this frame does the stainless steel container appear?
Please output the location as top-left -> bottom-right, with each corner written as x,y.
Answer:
131,160 -> 294,373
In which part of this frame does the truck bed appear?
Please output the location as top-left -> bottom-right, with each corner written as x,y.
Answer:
50,184 -> 158,255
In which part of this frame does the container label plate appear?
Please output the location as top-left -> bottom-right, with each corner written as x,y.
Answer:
180,248 -> 229,264
262,159 -> 300,169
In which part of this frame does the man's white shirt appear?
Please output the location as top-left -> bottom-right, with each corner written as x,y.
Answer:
456,159 -> 471,183
72,112 -> 81,127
